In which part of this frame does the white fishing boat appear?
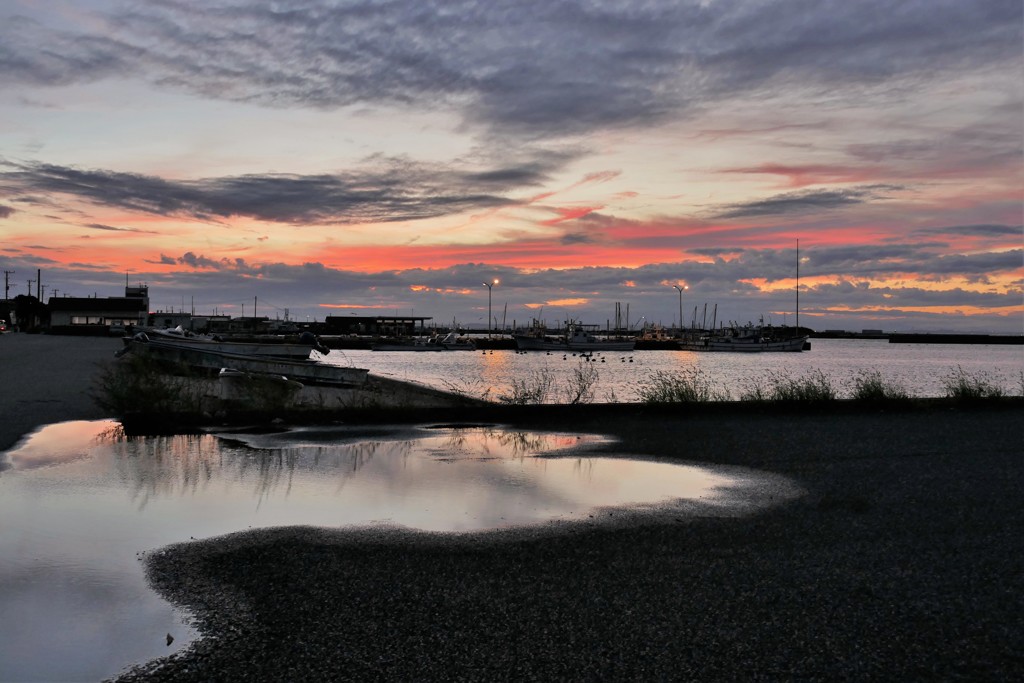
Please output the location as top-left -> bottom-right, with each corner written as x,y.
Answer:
132,326 -> 331,360
515,321 -> 635,352
118,333 -> 369,386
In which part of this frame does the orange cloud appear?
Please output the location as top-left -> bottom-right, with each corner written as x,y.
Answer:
540,205 -> 602,226
722,163 -> 882,188
544,298 -> 589,307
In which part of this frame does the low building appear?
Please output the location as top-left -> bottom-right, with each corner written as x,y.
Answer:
48,285 -> 150,335
324,315 -> 434,337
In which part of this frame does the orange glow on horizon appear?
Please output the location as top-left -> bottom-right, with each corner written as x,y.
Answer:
821,304 -> 1024,317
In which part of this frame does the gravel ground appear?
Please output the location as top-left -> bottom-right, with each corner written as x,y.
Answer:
114,402 -> 1024,682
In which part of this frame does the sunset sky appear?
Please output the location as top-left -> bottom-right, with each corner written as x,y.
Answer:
1,0 -> 1021,333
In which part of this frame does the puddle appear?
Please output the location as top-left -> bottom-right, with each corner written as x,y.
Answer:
0,419 -> 797,681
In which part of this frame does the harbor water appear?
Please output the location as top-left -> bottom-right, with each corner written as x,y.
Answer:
323,338 -> 1023,402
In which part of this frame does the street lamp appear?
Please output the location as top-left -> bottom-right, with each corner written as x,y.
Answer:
482,279 -> 498,336
672,284 -> 688,336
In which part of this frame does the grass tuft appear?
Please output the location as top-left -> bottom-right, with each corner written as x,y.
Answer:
739,369 -> 837,403
92,354 -> 207,416
497,369 -> 554,404
848,370 -> 912,402
941,365 -> 1006,400
635,368 -> 730,403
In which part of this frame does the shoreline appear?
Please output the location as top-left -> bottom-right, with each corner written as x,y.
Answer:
2,333 -> 1022,680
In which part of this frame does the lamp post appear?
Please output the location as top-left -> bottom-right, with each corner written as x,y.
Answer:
672,284 -> 687,337
482,279 -> 498,337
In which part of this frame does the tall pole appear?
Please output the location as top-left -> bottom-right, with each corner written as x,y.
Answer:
3,270 -> 13,300
482,279 -> 498,337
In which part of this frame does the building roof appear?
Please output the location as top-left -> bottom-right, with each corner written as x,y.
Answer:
48,297 -> 147,312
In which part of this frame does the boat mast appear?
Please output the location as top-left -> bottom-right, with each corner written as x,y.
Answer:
795,239 -> 800,333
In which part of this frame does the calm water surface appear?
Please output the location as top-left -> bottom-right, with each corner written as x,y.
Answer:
0,420 -> 797,681
325,338 -> 1023,401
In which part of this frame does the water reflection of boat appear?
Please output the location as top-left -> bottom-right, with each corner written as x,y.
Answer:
514,320 -> 635,352
118,332 -> 370,386
129,326 -> 331,360
372,332 -> 476,352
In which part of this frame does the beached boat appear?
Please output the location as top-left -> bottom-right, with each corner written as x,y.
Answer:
218,368 -> 305,402
118,333 -> 369,386
132,326 -> 331,360
372,332 -> 476,352
514,321 -> 636,352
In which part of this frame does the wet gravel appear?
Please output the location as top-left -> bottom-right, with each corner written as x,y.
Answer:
114,402 -> 1024,682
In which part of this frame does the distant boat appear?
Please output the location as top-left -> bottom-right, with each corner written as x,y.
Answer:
514,321 -> 636,352
677,240 -> 808,353
118,333 -> 369,386
372,332 -> 476,351
679,328 -> 809,353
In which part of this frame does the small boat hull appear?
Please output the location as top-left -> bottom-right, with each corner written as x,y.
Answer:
218,368 -> 305,402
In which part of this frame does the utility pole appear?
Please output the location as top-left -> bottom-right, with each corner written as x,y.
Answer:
3,270 -> 13,300
672,284 -> 687,337
36,269 -> 41,301
27,279 -> 35,297
482,280 -> 498,337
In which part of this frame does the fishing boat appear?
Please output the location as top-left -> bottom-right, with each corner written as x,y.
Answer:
118,332 -> 369,386
679,324 -> 808,353
676,240 -> 809,353
372,332 -> 476,352
131,326 -> 331,360
514,320 -> 635,352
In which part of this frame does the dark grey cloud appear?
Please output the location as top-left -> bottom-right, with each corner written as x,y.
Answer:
0,155 -> 569,224
0,205 -> 13,218
910,224 -> 1022,238
713,185 -> 901,219
561,232 -> 596,245
84,223 -> 157,234
1,1 -> 1019,138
